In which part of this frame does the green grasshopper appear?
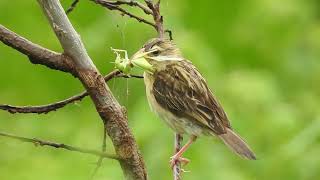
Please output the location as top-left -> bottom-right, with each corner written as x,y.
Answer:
111,48 -> 132,75
112,48 -> 154,75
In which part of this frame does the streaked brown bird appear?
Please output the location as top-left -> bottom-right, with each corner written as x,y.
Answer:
130,38 -> 256,166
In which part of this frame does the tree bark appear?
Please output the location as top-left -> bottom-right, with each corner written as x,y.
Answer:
36,0 -> 147,179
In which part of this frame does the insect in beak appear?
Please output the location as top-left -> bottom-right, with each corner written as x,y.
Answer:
130,48 -> 157,73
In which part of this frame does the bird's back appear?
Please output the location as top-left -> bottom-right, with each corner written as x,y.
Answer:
144,60 -> 231,135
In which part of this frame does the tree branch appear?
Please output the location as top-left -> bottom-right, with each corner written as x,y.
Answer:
37,0 -> 147,179
92,0 -> 172,39
0,70 -> 142,114
0,70 -> 119,114
145,0 -> 164,38
93,0 -> 156,29
0,92 -> 87,114
0,25 -> 74,74
0,131 -> 120,160
102,0 -> 153,15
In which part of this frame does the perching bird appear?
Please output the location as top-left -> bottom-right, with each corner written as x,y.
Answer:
130,38 -> 256,166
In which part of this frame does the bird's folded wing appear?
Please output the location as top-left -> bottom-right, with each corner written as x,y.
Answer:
153,60 -> 231,135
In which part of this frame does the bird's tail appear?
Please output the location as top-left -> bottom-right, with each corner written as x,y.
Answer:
218,128 -> 256,160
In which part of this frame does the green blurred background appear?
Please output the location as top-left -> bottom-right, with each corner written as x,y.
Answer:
0,0 -> 319,179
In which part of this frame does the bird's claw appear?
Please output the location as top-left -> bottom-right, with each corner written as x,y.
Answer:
170,156 -> 190,169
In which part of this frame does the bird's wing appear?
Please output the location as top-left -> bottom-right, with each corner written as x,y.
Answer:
153,60 -> 231,135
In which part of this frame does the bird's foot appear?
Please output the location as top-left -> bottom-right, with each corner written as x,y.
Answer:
170,156 -> 190,169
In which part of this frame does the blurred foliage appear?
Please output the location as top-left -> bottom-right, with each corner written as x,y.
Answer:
0,0 -> 320,179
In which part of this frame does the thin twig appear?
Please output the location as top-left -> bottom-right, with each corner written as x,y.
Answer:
92,0 -> 173,39
173,133 -> 183,180
93,0 -> 156,28
90,124 -> 108,179
0,131 -> 120,160
103,0 -> 153,15
66,0 -> 80,14
0,92 -> 87,114
0,70 -> 143,114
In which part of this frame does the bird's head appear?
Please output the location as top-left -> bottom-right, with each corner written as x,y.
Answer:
130,38 -> 183,73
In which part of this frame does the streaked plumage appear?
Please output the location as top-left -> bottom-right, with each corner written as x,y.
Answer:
145,60 -> 230,136
131,38 -> 256,161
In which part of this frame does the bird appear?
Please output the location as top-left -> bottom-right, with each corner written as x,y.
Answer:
130,38 -> 256,166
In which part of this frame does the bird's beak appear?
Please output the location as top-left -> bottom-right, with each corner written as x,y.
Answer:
130,48 -> 155,73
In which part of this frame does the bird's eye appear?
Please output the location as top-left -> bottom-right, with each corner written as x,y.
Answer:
150,46 -> 161,56
151,50 -> 160,56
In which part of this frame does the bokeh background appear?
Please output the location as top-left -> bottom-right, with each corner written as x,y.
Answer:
0,0 -> 319,179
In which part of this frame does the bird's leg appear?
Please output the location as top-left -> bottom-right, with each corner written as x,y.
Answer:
170,135 -> 197,168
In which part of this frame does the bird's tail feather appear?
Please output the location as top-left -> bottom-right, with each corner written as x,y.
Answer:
218,128 -> 256,160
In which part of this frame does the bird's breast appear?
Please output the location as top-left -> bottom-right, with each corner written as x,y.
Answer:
143,72 -> 158,114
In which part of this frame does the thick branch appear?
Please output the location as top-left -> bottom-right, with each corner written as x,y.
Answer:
0,25 -> 74,74
37,1 -> 147,179
0,70 -> 142,114
0,131 -> 119,160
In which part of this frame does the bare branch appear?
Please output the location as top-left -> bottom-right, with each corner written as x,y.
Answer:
0,70 -> 142,114
103,0 -> 153,15
0,92 -> 87,114
93,0 -> 156,29
0,70 -> 112,114
0,131 -> 120,160
92,0 -> 172,39
145,0 -> 164,38
66,0 -> 80,14
0,24 -> 74,74
37,1 -> 147,179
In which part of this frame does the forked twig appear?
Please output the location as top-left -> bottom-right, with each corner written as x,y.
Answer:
103,0 -> 153,15
92,0 -> 173,39
93,0 -> 156,28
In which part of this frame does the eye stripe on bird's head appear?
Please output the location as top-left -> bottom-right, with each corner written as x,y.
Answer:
142,38 -> 182,60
